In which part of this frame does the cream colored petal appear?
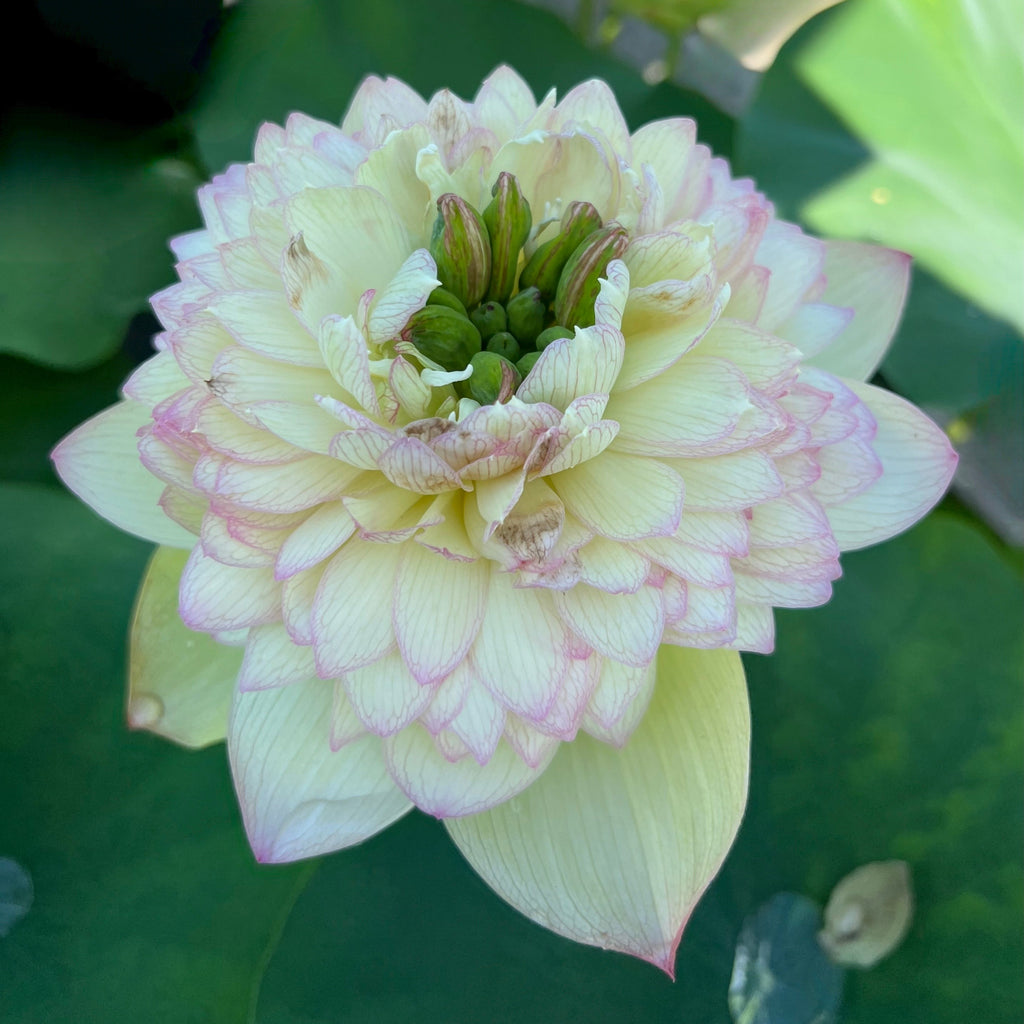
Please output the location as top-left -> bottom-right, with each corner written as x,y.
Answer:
807,240 -> 911,381
128,546 -> 241,748
824,379 -> 957,550
229,678 -> 411,862
383,727 -> 556,817
52,400 -> 196,549
447,646 -> 749,974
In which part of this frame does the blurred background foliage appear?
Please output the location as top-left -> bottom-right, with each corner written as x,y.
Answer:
1,1 -> 1020,1021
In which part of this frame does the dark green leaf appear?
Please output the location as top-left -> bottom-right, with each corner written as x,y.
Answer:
0,484 -> 313,1023
0,111 -> 201,369
192,0 -> 734,173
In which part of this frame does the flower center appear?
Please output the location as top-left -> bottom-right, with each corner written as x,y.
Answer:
399,172 -> 628,405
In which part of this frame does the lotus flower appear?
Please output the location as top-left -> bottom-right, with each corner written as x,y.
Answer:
52,67 -> 955,973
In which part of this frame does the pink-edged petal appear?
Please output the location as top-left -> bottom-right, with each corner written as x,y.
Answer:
238,622 -> 317,691
555,79 -> 631,154
178,546 -> 281,632
552,453 -> 684,541
448,684 -> 507,764
752,220 -> 826,330
312,539 -> 402,676
447,646 -> 749,975
824,379 -> 957,550
127,546 -> 241,748
342,650 -> 436,736
393,543 -> 488,685
807,241 -> 911,381
229,679 -> 411,862
576,536 -> 649,593
670,451 -> 783,510
51,400 -> 196,548
383,726 -> 556,817
471,573 -> 570,720
517,323 -> 624,411
275,501 -> 357,579
554,584 -> 664,667
732,601 -> 776,653
284,186 -> 411,331
208,289 -> 319,365
608,356 -> 754,455
366,248 -> 439,345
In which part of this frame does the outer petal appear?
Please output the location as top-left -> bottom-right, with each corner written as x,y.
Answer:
807,240 -> 911,381
52,401 -> 196,548
447,646 -> 749,975
229,678 -> 412,862
825,379 -> 957,550
127,546 -> 241,748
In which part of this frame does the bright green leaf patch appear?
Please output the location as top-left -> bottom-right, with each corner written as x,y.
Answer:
0,111 -> 201,369
740,0 -> 1024,333
0,484 -> 313,1024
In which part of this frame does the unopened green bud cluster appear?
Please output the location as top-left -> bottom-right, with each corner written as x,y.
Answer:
400,172 -> 627,405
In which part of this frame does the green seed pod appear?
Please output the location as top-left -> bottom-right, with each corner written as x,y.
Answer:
505,286 -> 546,346
518,201 -> 603,300
426,287 -> 467,317
429,194 -> 492,309
516,350 -> 542,377
483,172 -> 532,303
470,300 -> 507,341
485,331 -> 521,362
553,224 -> 629,329
461,350 -> 522,405
535,325 -> 574,351
401,305 -> 482,372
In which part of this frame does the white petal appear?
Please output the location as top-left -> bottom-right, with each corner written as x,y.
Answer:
343,650 -> 436,736
383,726 -> 556,816
229,679 -> 411,862
178,546 -> 281,632
471,574 -> 570,720
517,324 -> 624,411
825,379 -> 957,550
208,290 -> 319,365
52,401 -> 196,548
393,543 -> 489,684
128,546 -> 241,748
238,622 -> 317,691
555,584 -> 664,667
447,646 -> 749,974
275,501 -> 356,579
807,241 -> 910,381
552,453 -> 684,541
312,540 -> 401,675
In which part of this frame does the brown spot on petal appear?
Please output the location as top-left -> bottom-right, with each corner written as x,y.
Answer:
282,232 -> 329,309
495,503 -> 564,565
403,418 -> 455,443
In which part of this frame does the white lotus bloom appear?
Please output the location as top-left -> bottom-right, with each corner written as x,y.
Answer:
53,67 -> 956,972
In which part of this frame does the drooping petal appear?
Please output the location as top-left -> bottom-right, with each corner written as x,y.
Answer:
229,679 -> 412,862
824,379 -> 957,550
52,401 -> 196,548
447,646 -> 749,974
127,546 -> 241,748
